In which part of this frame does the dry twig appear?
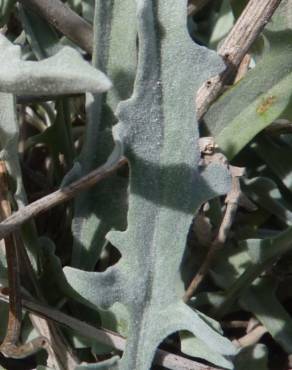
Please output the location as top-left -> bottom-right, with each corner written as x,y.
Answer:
184,165 -> 243,302
16,0 -> 281,108
0,164 -> 79,368
0,290 -> 221,370
0,157 -> 127,241
0,162 -> 22,356
221,320 -> 249,329
17,0 -> 210,54
196,0 -> 282,120
0,162 -> 47,359
234,54 -> 251,84
246,318 -> 261,334
18,0 -> 93,54
15,235 -> 78,369
233,326 -> 267,348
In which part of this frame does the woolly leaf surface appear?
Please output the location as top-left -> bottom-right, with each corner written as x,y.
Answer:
65,1 -> 235,369
0,33 -> 111,96
70,0 -> 137,269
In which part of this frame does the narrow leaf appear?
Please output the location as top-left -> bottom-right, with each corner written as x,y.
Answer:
242,279 -> 292,353
204,31 -> 292,160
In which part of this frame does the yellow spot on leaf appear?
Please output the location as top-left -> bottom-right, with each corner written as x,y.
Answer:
256,96 -> 277,114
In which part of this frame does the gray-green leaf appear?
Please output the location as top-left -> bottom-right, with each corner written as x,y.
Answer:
0,33 -> 111,95
65,1 -> 235,369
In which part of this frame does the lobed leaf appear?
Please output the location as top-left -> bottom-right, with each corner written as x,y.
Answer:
70,0 -> 137,270
65,1 -> 236,369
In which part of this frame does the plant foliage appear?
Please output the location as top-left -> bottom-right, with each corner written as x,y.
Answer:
1,0 -> 292,370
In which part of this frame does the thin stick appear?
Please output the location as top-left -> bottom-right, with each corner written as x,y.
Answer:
233,326 -> 267,348
183,175 -> 241,302
15,234 -> 78,368
17,0 -> 210,54
16,0 -> 281,112
0,162 -> 48,359
221,320 -> 249,329
18,0 -> 93,54
196,0 -> 282,120
0,162 -> 22,354
0,291 -> 221,370
0,157 -> 127,241
18,0 -> 281,117
234,54 -> 251,84
0,235 -> 23,355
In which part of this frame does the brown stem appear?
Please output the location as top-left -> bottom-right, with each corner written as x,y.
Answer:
221,320 -> 249,329
16,0 -> 281,113
18,0 -> 210,54
233,326 -> 267,348
18,0 -> 93,54
234,54 -> 251,83
0,163 -> 46,359
183,175 -> 241,302
196,0 -> 282,120
0,290 -> 221,370
0,157 -> 127,241
0,162 -> 22,355
0,161 -> 47,358
1,235 -> 22,352
0,163 -> 77,366
16,234 -> 78,369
